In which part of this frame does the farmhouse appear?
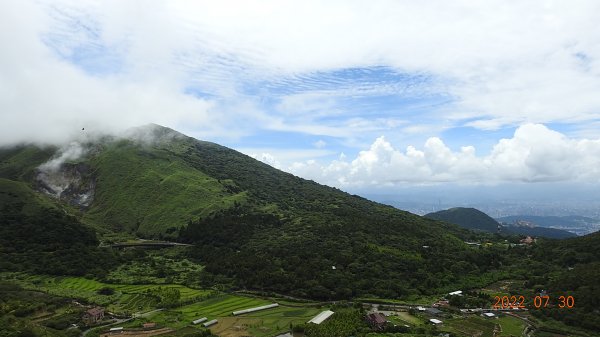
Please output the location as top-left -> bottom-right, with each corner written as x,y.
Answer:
82,307 -> 105,325
366,312 -> 387,330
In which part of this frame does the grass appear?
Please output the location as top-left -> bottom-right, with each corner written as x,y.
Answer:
444,316 -> 497,337
84,140 -> 249,236
497,315 -> 526,336
144,294 -> 321,337
388,311 -> 423,325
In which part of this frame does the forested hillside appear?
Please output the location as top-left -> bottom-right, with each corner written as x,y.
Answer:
425,207 -> 499,232
0,178 -> 117,276
0,124 -> 598,333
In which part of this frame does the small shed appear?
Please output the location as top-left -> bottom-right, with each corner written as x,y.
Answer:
192,317 -> 207,325
308,310 -> 335,324
203,319 -> 218,327
429,318 -> 443,325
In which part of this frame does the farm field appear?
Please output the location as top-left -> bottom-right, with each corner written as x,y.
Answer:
387,311 -> 423,326
1,273 -> 213,314
497,315 -> 527,336
144,294 -> 322,337
444,316 -> 497,337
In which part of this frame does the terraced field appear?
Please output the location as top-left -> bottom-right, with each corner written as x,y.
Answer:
2,273 -> 327,337
6,274 -> 213,314
177,295 -> 271,321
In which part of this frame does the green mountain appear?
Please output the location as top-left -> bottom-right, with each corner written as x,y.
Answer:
1,124 -> 599,332
1,125 -> 509,299
424,207 -> 500,232
425,207 -> 577,239
0,178 -> 116,276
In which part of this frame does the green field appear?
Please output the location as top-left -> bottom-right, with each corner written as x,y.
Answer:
2,274 -> 213,314
497,315 -> 526,336
445,316 -> 497,337
145,294 -> 322,337
387,311 -> 423,326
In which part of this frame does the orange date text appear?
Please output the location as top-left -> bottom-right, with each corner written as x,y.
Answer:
492,295 -> 574,309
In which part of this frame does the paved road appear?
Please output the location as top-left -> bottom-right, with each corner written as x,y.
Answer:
80,308 -> 164,337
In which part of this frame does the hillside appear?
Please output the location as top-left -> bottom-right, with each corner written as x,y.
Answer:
425,207 -> 577,239
424,207 -> 499,232
2,125 -> 600,333
0,125 -> 513,299
0,178 -> 116,276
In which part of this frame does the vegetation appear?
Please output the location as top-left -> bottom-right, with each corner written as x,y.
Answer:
427,207 -> 577,239
303,309 -> 368,337
425,207 -> 500,232
1,125 -> 599,336
0,179 -> 118,277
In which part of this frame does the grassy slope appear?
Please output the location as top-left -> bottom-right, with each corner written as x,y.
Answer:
84,138 -> 248,236
0,178 -> 56,215
0,145 -> 55,182
1,126 -> 460,240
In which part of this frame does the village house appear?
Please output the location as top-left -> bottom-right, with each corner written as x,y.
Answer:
365,312 -> 388,330
425,307 -> 443,316
82,307 -> 105,325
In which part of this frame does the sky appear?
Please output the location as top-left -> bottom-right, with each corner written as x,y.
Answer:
2,0 -> 600,196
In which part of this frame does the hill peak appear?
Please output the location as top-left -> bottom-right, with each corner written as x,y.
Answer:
425,207 -> 499,232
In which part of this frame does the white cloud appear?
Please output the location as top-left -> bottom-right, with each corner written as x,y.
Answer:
248,152 -> 282,169
287,124 -> 600,186
313,139 -> 326,148
2,0 -> 600,158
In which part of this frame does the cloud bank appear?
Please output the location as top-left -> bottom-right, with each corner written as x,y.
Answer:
285,124 -> 600,186
1,0 -> 600,147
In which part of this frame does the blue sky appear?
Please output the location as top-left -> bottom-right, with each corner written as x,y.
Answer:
2,1 -> 600,193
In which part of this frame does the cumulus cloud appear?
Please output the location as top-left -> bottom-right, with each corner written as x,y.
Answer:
287,124 -> 600,186
249,153 -> 282,170
2,0 -> 600,149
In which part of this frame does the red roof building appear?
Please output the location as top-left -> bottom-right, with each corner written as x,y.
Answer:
366,313 -> 387,330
